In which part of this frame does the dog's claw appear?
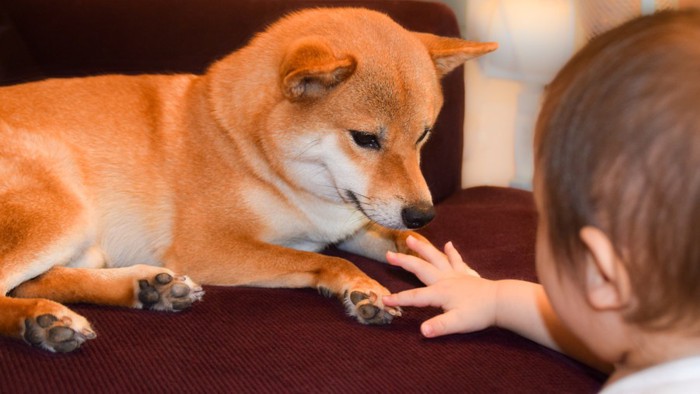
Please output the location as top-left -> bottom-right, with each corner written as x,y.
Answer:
137,273 -> 204,312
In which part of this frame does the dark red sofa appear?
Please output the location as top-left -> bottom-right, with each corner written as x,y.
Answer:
0,0 -> 606,392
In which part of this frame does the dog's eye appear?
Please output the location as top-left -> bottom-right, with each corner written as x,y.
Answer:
350,130 -> 381,150
417,127 -> 431,145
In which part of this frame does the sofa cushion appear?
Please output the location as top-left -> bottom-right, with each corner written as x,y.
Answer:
0,187 -> 606,393
0,8 -> 43,84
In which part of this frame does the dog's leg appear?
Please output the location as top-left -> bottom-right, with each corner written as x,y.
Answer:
0,295 -> 96,353
11,265 -> 204,312
336,223 -> 429,262
0,153 -> 101,351
0,242 -> 98,353
166,240 -> 401,324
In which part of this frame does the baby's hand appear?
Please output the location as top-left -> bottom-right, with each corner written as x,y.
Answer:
383,235 -> 498,338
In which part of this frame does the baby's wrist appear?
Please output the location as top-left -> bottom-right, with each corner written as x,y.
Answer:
492,279 -> 544,337
493,280 -> 507,329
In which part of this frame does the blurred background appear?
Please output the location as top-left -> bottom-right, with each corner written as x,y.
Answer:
437,0 -> 699,190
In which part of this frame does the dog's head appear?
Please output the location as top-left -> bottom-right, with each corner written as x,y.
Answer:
211,8 -> 496,230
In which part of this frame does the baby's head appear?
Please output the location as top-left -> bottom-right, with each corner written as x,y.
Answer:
534,9 -> 700,339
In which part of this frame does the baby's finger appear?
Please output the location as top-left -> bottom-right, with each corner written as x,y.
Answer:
405,235 -> 450,271
382,287 -> 443,308
386,250 -> 441,285
444,242 -> 480,277
420,310 -> 469,338
444,241 -> 464,268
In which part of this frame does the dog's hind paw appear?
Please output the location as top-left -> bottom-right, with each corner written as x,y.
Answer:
344,290 -> 401,325
23,313 -> 96,353
137,272 -> 204,312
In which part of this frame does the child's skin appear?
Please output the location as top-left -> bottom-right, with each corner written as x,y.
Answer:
384,201 -> 700,383
383,9 -> 700,389
382,215 -> 609,374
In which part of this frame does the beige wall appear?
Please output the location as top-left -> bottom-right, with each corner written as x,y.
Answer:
434,0 -> 527,188
436,0 -> 700,189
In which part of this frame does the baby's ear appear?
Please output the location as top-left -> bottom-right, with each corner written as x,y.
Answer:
413,32 -> 497,77
579,227 -> 632,311
280,36 -> 356,101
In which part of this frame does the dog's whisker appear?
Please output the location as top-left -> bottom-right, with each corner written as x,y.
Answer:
293,138 -> 322,160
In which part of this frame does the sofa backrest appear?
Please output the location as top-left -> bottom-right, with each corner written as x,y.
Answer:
0,0 -> 465,203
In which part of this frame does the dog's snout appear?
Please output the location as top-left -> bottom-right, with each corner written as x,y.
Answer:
401,203 -> 435,229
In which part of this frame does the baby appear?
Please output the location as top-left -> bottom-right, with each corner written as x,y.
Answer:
383,9 -> 700,392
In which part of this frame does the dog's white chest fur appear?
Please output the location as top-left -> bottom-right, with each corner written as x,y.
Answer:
245,132 -> 371,251
247,186 -> 367,252
96,195 -> 172,268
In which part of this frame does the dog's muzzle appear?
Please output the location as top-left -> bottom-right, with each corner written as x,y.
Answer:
401,203 -> 435,229
345,190 -> 435,229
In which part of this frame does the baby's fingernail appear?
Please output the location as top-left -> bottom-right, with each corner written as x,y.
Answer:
421,323 -> 434,337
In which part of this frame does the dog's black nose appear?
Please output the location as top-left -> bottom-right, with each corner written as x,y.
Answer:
401,203 -> 435,229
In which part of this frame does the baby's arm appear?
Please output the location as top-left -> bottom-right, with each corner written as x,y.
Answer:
383,236 -> 556,346
383,236 -> 607,370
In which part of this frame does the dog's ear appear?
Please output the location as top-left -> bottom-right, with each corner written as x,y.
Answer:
414,32 -> 497,78
280,37 -> 357,101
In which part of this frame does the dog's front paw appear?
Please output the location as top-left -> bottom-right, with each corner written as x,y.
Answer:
137,272 -> 204,312
23,312 -> 96,353
344,290 -> 401,325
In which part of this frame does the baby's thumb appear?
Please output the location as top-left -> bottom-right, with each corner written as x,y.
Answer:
420,310 -> 463,338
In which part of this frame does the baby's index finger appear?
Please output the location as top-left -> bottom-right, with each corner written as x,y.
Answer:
382,287 -> 443,308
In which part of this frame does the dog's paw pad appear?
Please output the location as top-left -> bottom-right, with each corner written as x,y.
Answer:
137,273 -> 204,312
346,290 -> 401,325
24,313 -> 95,353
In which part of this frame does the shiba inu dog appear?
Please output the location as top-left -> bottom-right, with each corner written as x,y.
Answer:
0,7 -> 496,352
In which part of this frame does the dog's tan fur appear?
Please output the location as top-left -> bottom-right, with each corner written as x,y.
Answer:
0,8 -> 496,352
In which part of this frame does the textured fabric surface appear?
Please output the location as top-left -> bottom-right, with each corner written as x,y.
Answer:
0,187 -> 606,393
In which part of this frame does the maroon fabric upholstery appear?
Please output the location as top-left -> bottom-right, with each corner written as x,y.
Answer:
0,1 -> 606,392
0,187 -> 605,393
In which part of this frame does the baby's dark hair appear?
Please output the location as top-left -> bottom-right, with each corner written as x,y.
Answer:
535,9 -> 700,330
